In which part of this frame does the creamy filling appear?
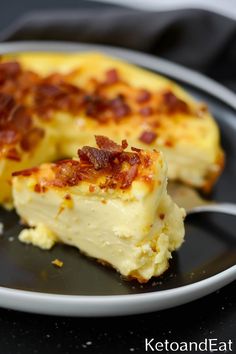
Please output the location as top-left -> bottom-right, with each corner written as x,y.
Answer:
14,183 -> 185,281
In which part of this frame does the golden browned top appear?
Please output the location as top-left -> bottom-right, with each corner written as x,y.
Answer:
12,136 -> 159,191
0,58 -> 202,161
0,60 -> 192,121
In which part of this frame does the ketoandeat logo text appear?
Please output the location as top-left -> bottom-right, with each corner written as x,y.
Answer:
145,338 -> 233,352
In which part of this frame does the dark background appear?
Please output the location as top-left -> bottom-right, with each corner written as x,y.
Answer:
0,0 -> 102,33
0,1 -> 235,353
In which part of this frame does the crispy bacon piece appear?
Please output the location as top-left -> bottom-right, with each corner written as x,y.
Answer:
139,131 -> 157,144
136,89 -> 151,103
12,166 -> 39,177
105,69 -> 119,85
34,184 -> 46,193
110,95 -> 131,119
139,106 -> 153,116
119,151 -> 140,165
5,147 -> 21,161
54,160 -> 81,186
0,62 -> 21,84
85,94 -> 131,122
34,81 -> 84,118
76,136 -> 141,191
79,136 -> 140,171
16,136 -> 145,190
95,135 -> 123,154
162,91 -> 189,114
122,140 -> 128,150
0,92 -> 43,152
120,164 -> 138,189
131,146 -> 142,152
0,93 -> 15,122
85,95 -> 109,121
78,146 -> 112,170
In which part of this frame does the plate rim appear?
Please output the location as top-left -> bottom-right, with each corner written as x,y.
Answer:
0,266 -> 235,316
0,41 -> 235,316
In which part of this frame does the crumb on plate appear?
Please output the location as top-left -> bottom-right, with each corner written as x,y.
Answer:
51,258 -> 64,268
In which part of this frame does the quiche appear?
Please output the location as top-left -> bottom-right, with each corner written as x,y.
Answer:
0,52 -> 224,207
12,136 -> 185,282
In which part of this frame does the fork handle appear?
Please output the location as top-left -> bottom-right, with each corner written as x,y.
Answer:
187,203 -> 236,216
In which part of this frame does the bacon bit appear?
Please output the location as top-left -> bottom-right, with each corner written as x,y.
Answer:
136,89 -> 151,103
0,62 -> 21,83
35,83 -> 63,101
5,147 -> 21,161
0,93 -> 15,122
56,158 -> 81,166
51,259 -> 63,268
159,213 -> 165,220
0,129 -> 20,144
131,146 -> 142,152
84,94 -> 131,123
0,91 -> 40,155
12,166 -> 39,177
115,104 -> 131,119
89,185 -> 95,193
34,81 -> 84,117
78,146 -> 112,170
142,155 -> 152,168
101,199 -> 107,204
34,184 -> 46,193
64,194 -> 71,200
110,96 -> 131,119
122,139 -> 128,149
121,164 -> 138,189
95,135 -> 123,154
40,137 -> 144,190
139,131 -> 157,144
162,91 -> 189,114
85,95 -> 109,121
54,160 -> 80,186
139,106 -> 153,116
20,127 -> 44,151
105,69 -> 119,84
119,151 -> 140,166
113,103 -> 131,118
91,136 -> 141,169
55,137 -> 142,188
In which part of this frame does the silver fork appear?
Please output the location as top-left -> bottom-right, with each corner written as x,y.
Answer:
168,182 -> 236,216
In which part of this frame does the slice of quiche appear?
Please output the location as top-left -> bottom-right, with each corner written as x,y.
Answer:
0,53 -> 224,209
12,136 -> 185,282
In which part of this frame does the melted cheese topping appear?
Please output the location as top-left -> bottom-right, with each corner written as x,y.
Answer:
0,52 -> 224,208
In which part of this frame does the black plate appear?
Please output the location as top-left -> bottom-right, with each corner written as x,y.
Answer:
0,42 -> 235,296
